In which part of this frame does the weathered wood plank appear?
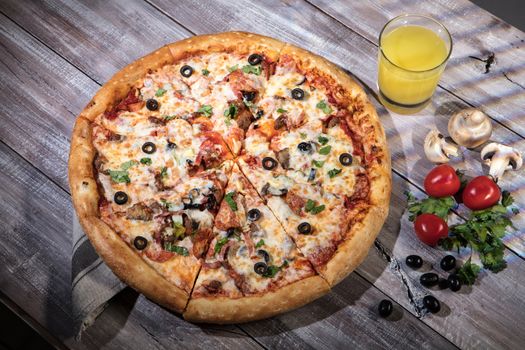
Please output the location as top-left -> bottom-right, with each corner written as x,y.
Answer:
0,0 -> 191,84
0,142 -> 264,349
309,0 -> 525,136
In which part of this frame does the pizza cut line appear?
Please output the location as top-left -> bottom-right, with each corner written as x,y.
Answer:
69,32 -> 391,323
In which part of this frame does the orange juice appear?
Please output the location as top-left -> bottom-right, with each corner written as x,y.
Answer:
378,17 -> 451,114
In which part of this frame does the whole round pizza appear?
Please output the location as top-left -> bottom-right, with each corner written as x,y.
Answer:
69,32 -> 391,323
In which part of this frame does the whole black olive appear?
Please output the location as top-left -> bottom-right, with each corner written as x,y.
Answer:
298,142 -> 312,153
298,222 -> 312,235
291,88 -> 305,100
440,255 -> 456,271
262,157 -> 278,170
447,274 -> 462,292
257,249 -> 270,263
146,99 -> 159,111
339,153 -> 353,166
133,236 -> 148,250
378,299 -> 393,318
405,255 -> 423,269
142,142 -> 156,154
114,191 -> 128,205
180,65 -> 194,77
420,273 -> 439,287
423,295 -> 441,313
254,262 -> 268,275
248,208 -> 261,221
242,91 -> 256,101
248,53 -> 263,66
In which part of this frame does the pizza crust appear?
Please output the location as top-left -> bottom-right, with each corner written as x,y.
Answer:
184,275 -> 329,323
68,31 -> 391,322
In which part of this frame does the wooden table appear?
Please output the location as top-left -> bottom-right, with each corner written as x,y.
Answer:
1,0 -> 524,348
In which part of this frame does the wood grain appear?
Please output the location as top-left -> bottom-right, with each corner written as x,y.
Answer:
308,0 -> 525,136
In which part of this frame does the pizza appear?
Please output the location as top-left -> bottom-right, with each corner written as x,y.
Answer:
69,32 -> 391,323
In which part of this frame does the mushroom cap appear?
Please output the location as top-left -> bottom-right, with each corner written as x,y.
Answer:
480,142 -> 523,180
424,129 -> 459,163
448,108 -> 492,148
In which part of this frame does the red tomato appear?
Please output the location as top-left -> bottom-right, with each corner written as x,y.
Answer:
462,176 -> 501,210
424,165 -> 461,198
414,214 -> 449,246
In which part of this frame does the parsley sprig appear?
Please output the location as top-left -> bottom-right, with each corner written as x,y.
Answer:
406,191 -> 455,221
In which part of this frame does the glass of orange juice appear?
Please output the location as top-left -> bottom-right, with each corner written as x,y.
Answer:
378,14 -> 452,114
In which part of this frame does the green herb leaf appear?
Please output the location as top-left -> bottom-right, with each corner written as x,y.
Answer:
224,191 -> 238,211
120,160 -> 138,170
456,259 -> 481,285
228,64 -> 238,72
262,261 -> 289,278
242,64 -> 262,75
318,145 -> 332,155
316,100 -> 332,114
164,115 -> 177,121
164,242 -> 189,256
406,192 -> 455,221
327,168 -> 342,178
501,190 -> 514,207
160,166 -> 168,178
311,204 -> 326,214
214,237 -> 229,254
108,170 -> 130,183
255,239 -> 265,248
318,135 -> 329,145
312,160 -> 325,168
140,157 -> 152,166
202,68 -> 210,76
155,88 -> 166,97
299,132 -> 307,139
305,199 -> 316,212
224,104 -> 238,118
198,104 -> 213,117
277,108 -> 288,114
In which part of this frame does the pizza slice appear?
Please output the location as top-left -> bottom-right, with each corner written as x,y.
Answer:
185,164 -> 328,323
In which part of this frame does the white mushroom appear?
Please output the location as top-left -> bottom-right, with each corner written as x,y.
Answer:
480,142 -> 522,180
448,109 -> 492,148
424,129 -> 459,163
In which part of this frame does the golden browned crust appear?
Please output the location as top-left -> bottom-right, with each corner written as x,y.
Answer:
279,43 -> 391,286
183,275 -> 329,324
81,216 -> 189,312
167,31 -> 285,63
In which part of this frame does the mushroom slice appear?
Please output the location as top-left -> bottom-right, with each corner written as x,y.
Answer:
480,142 -> 523,180
424,129 -> 459,163
448,108 -> 492,148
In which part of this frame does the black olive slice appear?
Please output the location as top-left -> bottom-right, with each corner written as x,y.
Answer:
307,168 -> 316,182
247,208 -> 261,221
339,153 -> 353,166
255,109 -> 264,119
146,99 -> 159,111
257,249 -> 270,263
291,88 -> 305,100
114,191 -> 128,205
180,65 -> 194,77
142,142 -> 156,154
254,262 -> 268,275
133,236 -> 148,250
298,142 -> 312,153
248,53 -> 263,65
242,91 -> 256,101
262,157 -> 278,170
226,227 -> 236,237
298,222 -> 312,234
167,141 -> 177,149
